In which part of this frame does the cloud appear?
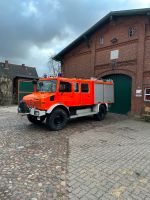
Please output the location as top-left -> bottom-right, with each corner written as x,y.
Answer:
0,0 -> 150,76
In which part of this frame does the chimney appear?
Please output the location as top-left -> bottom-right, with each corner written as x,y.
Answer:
5,60 -> 9,69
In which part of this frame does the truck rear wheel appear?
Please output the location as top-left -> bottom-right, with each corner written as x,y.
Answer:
46,108 -> 68,131
94,105 -> 107,121
27,114 -> 45,124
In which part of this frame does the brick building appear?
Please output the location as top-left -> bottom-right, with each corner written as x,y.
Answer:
54,8 -> 150,115
0,60 -> 38,105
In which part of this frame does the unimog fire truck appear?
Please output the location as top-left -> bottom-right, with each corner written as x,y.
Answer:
18,77 -> 114,131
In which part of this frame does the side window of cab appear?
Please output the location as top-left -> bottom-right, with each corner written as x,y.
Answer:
74,82 -> 79,92
59,81 -> 72,92
81,83 -> 89,93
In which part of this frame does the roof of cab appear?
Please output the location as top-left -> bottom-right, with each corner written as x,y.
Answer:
39,77 -> 113,84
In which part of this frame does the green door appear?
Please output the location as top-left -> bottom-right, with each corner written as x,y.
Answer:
103,74 -> 132,114
18,80 -> 34,103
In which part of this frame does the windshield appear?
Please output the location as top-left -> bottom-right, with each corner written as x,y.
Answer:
37,80 -> 57,92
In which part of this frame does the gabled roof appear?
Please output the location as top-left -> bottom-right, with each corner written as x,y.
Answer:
54,8 -> 150,61
0,62 -> 38,79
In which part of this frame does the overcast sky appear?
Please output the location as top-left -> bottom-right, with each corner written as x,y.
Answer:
0,0 -> 150,76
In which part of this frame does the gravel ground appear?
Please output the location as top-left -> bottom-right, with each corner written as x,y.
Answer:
0,106 -> 135,200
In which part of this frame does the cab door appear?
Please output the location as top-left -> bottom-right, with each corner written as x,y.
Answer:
72,82 -> 81,106
58,81 -> 73,106
80,82 -> 92,106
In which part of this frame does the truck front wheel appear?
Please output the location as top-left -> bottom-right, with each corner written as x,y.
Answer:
27,114 -> 45,124
94,105 -> 107,121
46,108 -> 68,131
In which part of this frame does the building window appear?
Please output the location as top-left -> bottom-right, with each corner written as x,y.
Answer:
110,50 -> 119,60
81,83 -> 89,93
100,36 -> 104,45
74,83 -> 79,92
128,27 -> 135,37
144,88 -> 150,101
59,81 -> 71,92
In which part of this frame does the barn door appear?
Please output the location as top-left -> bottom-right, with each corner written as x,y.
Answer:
103,74 -> 132,114
18,80 -> 34,103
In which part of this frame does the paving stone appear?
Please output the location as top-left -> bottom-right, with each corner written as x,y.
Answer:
67,116 -> 150,200
2,107 -> 150,200
0,106 -> 69,200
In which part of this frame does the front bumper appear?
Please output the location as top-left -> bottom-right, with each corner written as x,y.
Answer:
18,101 -> 46,117
29,108 -> 46,117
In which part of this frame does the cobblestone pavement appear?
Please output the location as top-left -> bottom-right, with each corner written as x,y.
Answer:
67,118 -> 150,200
0,106 -> 127,200
0,106 -> 69,200
2,106 -> 150,200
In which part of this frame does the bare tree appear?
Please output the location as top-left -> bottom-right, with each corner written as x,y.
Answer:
48,55 -> 61,76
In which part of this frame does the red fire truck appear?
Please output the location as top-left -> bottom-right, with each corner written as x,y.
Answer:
18,77 -> 114,131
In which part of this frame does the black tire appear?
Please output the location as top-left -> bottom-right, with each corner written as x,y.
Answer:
46,108 -> 68,131
27,114 -> 45,124
94,105 -> 107,121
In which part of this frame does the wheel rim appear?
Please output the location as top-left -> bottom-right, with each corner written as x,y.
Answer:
54,114 -> 64,126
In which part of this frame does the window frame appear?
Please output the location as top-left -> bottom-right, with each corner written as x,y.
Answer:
144,88 -> 150,102
100,35 -> 104,45
37,80 -> 57,92
81,83 -> 89,93
128,27 -> 135,38
74,82 -> 79,92
59,81 -> 72,93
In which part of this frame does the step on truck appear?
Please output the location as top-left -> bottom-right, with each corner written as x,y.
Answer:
18,77 -> 114,131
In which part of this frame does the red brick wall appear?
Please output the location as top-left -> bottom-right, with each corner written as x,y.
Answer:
62,42 -> 92,78
61,16 -> 150,114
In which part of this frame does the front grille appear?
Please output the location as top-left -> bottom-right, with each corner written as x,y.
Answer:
27,100 -> 40,109
18,101 -> 29,113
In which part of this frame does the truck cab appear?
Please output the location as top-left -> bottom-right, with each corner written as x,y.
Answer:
18,77 -> 114,131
